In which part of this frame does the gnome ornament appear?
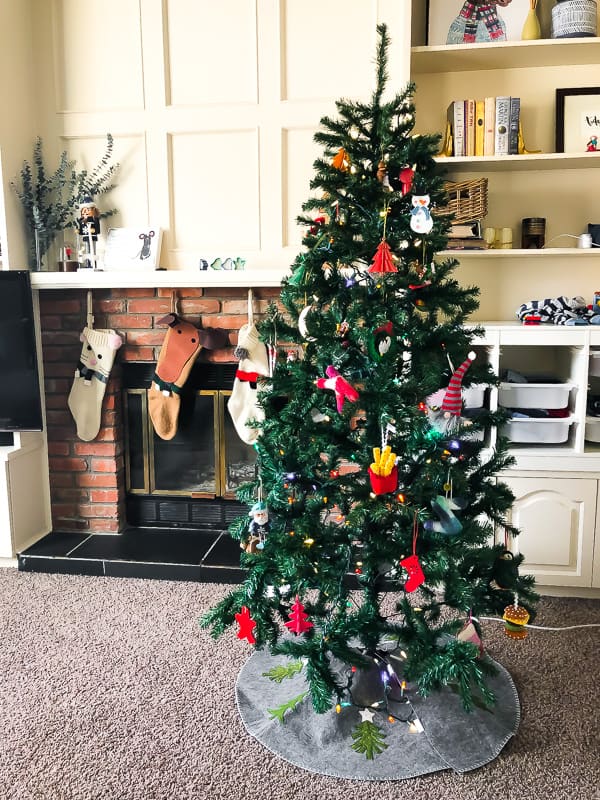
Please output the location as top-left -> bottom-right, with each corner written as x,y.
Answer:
242,500 -> 271,553
426,351 -> 476,434
68,326 -> 122,441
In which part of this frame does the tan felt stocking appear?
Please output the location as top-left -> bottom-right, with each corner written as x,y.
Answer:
148,319 -> 202,440
68,327 -> 122,441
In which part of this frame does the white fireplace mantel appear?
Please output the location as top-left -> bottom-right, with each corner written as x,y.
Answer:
29,269 -> 289,290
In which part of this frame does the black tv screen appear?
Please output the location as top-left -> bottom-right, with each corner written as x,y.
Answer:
0,271 -> 43,431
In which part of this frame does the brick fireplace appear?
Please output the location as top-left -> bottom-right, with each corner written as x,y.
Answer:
38,285 -> 280,536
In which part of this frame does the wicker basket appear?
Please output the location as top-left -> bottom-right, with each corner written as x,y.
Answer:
437,178 -> 488,223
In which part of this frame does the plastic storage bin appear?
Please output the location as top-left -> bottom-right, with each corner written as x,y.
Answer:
463,384 -> 486,409
589,353 -> 600,377
498,382 -> 573,409
501,415 -> 575,444
585,415 -> 600,443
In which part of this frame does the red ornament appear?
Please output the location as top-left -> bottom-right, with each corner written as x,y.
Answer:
284,596 -> 314,635
368,465 -> 398,495
368,240 -> 397,273
235,605 -> 257,644
399,167 -> 415,196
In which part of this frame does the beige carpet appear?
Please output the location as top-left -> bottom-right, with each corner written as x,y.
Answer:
0,569 -> 598,800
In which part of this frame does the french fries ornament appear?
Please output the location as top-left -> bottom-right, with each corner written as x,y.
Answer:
368,444 -> 398,495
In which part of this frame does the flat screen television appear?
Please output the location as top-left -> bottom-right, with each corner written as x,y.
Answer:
0,271 -> 43,431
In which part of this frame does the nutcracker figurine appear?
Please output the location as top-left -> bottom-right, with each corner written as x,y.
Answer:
78,197 -> 101,269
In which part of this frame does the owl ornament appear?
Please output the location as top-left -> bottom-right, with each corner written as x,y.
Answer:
409,195 -> 434,235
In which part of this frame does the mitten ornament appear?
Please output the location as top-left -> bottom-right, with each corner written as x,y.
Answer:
68,326 -> 122,441
148,318 -> 202,441
227,290 -> 270,444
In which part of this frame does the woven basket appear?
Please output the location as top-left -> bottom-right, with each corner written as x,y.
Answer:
437,178 -> 488,223
552,0 -> 597,38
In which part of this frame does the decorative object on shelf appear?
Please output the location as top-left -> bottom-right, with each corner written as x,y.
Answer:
551,0 -> 597,38
521,217 -> 546,249
103,226 -> 163,271
484,226 -> 513,249
437,178 -> 488,224
10,134 -> 118,271
427,1 -> 523,46
521,0 -> 541,39
555,87 -> 600,152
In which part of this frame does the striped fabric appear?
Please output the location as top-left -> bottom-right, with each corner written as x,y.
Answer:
441,355 -> 474,416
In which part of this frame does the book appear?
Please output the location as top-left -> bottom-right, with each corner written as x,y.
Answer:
445,237 -> 488,250
447,100 -> 465,157
484,96 -> 496,155
448,221 -> 483,239
475,99 -> 485,156
465,99 -> 476,157
495,96 -> 511,156
509,96 -> 521,155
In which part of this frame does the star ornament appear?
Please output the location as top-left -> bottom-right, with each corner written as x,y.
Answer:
235,605 -> 257,645
360,708 -> 375,723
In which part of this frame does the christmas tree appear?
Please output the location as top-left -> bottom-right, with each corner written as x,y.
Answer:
202,24 -> 537,722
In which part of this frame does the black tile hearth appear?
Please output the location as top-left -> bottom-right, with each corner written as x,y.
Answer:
18,528 -> 244,583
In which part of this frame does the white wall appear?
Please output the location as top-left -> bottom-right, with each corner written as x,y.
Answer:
17,0 -> 410,271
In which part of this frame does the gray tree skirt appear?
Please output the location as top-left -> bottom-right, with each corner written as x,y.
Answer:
235,648 -> 520,781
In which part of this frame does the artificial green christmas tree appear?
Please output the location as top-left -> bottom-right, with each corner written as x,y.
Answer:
202,24 -> 536,731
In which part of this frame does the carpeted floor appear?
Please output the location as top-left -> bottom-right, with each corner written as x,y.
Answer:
0,569 -> 598,800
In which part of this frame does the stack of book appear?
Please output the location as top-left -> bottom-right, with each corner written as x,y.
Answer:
445,220 -> 487,251
446,97 -> 521,157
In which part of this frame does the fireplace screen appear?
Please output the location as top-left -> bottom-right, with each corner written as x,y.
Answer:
124,388 -> 256,499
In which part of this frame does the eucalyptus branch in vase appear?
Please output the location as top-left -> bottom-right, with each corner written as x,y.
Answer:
11,134 -> 119,270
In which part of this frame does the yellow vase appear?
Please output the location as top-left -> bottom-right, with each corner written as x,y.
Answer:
521,7 -> 542,40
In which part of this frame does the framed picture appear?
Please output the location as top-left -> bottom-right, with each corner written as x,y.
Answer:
555,88 -> 600,153
427,1 -> 527,46
103,226 -> 163,271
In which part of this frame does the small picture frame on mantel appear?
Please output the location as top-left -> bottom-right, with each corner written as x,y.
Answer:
555,87 -> 600,153
102,226 -> 163,271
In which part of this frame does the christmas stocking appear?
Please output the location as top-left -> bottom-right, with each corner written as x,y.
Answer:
68,327 -> 122,441
227,291 -> 270,445
148,318 -> 202,441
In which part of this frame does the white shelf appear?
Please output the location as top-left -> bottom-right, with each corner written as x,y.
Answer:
437,248 -> 600,258
411,38 -> 600,74
436,152 -> 600,172
29,267 -> 289,290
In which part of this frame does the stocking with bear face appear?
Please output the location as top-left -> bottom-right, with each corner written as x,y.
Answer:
68,327 -> 123,441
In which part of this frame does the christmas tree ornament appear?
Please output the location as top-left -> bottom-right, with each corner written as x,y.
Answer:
315,366 -> 360,412
298,301 -> 318,341
284,596 -> 314,635
442,352 -> 476,416
235,606 -> 257,644
332,147 -> 350,171
68,325 -> 122,441
503,601 -> 530,639
368,444 -> 398,495
398,165 -> 415,196
426,351 -> 477,434
423,494 -> 467,536
367,321 -> 396,362
243,499 -> 270,552
457,618 -> 484,657
400,515 -> 425,592
368,239 -> 397,273
491,549 -> 520,589
409,195 -> 434,234
228,290 -> 270,445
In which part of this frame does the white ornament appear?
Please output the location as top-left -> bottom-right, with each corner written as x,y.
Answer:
360,708 -> 375,723
409,195 -> 434,235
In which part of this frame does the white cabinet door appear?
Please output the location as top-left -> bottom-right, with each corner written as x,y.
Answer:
501,477 -> 597,588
